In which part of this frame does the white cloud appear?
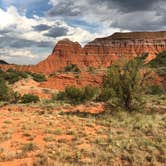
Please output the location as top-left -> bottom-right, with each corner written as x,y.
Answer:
0,48 -> 40,64
0,6 -> 95,43
0,5 -> 96,64
0,48 -> 35,58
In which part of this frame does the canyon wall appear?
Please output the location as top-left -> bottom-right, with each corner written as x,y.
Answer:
1,31 -> 166,74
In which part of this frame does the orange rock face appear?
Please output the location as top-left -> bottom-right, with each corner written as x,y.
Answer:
39,72 -> 103,90
1,31 -> 166,74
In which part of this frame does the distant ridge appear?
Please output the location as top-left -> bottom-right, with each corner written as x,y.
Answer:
101,31 -> 166,40
0,60 -> 8,65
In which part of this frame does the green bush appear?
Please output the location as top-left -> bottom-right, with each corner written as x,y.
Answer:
83,85 -> 98,100
96,88 -> 113,102
64,64 -> 80,73
55,85 -> 97,104
156,67 -> 166,78
3,72 -> 20,84
102,55 -> 150,112
0,68 -> 28,84
147,85 -> 165,95
21,94 -> 39,103
148,51 -> 166,92
149,51 -> 166,68
30,73 -> 47,82
0,68 -> 3,74
55,91 -> 67,101
10,91 -> 21,104
0,68 -> 46,84
0,78 -> 10,101
0,77 -> 21,103
63,86 -> 83,104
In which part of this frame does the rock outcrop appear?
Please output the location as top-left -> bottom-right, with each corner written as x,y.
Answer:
39,72 -> 103,90
33,31 -> 166,74
1,31 -> 166,74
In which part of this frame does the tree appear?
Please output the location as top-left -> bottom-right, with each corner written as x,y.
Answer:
102,55 -> 150,111
21,94 -> 39,103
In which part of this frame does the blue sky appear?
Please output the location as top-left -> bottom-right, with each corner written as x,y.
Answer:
0,0 -> 50,15
0,0 -> 166,64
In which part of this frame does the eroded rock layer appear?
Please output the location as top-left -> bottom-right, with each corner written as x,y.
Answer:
1,31 -> 166,74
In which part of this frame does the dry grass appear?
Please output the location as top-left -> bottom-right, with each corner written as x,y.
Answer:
0,95 -> 165,165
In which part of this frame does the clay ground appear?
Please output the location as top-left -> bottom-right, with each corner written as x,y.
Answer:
0,95 -> 165,166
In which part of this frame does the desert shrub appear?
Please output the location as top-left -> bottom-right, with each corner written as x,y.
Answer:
21,94 -> 39,103
148,51 -> 166,79
64,64 -> 80,73
6,68 -> 15,72
63,86 -> 84,104
0,78 -> 10,101
18,71 -> 28,78
0,68 -> 28,84
55,91 -> 67,101
102,55 -> 150,112
3,72 -> 20,84
96,88 -> 113,102
148,51 -> 166,92
10,91 -> 21,103
0,68 -> 4,73
83,85 -> 98,100
0,77 -> 21,103
55,85 -> 97,104
147,85 -> 165,95
156,67 -> 166,78
30,73 -> 46,82
0,69 -> 46,84
33,154 -> 50,166
21,142 -> 37,152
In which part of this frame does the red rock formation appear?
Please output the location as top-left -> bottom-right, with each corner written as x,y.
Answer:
1,31 -> 166,74
39,72 -> 103,90
33,31 -> 166,74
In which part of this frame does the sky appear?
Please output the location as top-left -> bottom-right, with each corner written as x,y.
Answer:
0,0 -> 166,64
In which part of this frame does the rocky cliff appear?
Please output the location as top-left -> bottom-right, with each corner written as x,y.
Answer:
1,31 -> 166,74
